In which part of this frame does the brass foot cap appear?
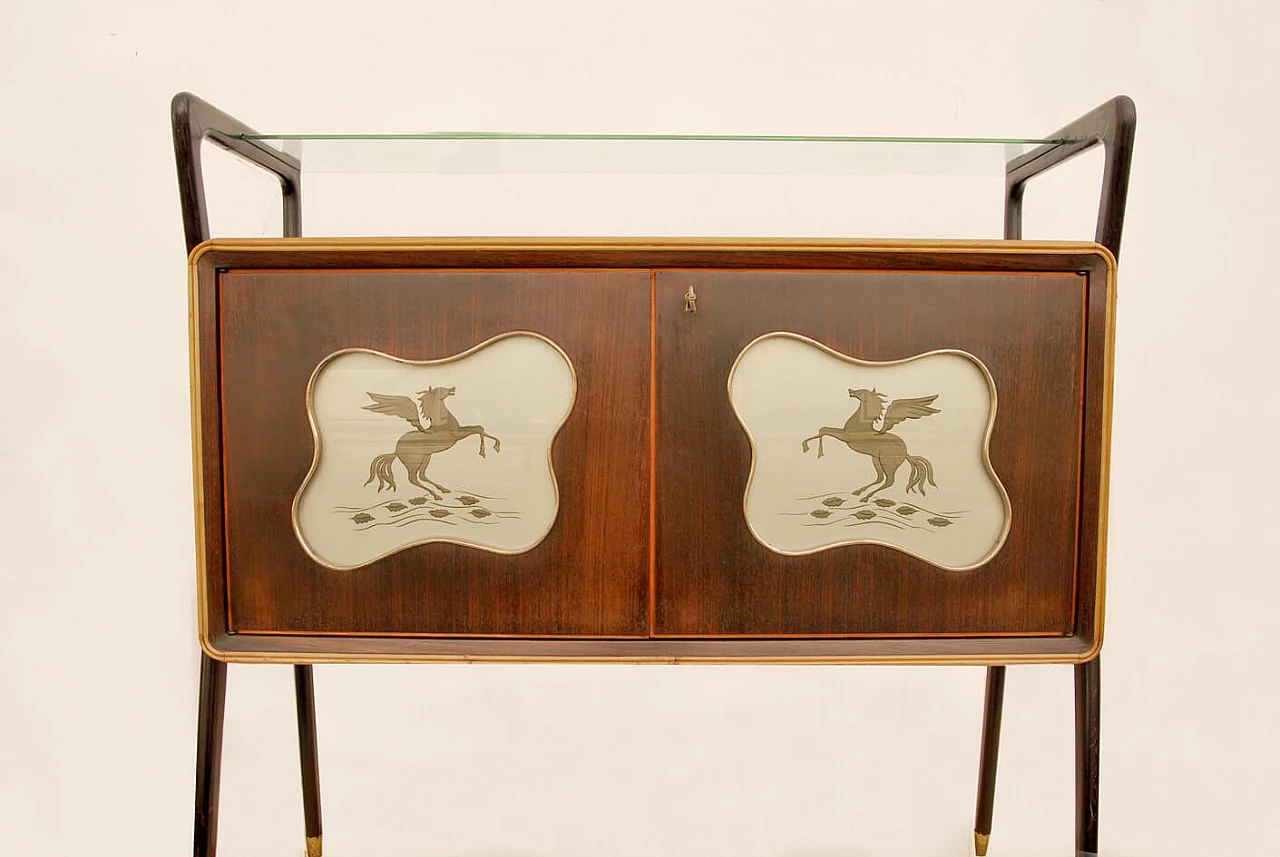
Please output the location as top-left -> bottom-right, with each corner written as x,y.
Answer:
974,831 -> 990,856
306,834 -> 322,857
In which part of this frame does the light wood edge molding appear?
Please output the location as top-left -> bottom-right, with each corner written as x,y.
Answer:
1087,246 -> 1119,662
187,257 -> 216,659
189,235 -> 1119,265
187,238 -> 1116,666
201,648 -> 1101,666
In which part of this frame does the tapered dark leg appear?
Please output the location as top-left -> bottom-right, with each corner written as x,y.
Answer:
1075,657 -> 1101,857
294,665 -> 324,857
973,665 -> 1006,855
193,653 -> 228,857
999,97 -> 1131,857
176,92 -> 308,857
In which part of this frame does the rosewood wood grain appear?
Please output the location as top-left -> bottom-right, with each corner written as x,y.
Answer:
194,256 -> 231,648
216,269 -> 651,637
654,269 -> 1086,637
191,240 -> 1114,662
1072,265 -> 1112,648
219,268 -> 652,636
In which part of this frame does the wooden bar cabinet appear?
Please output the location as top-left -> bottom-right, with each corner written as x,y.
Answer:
174,93 -> 1134,857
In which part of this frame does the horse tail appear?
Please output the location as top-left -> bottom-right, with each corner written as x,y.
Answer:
365,452 -> 398,492
905,454 -> 936,495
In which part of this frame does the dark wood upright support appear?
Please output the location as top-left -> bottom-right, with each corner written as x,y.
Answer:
973,665 -> 1006,856
974,95 -> 1134,856
171,91 -> 301,253
193,653 -> 228,857
295,665 -> 324,857
1075,657 -> 1101,857
173,91 -> 315,857
1005,96 -> 1136,254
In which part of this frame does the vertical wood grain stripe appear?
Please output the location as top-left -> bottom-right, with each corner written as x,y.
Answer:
213,273 -> 236,634
648,270 -> 658,636
1071,273 -> 1089,623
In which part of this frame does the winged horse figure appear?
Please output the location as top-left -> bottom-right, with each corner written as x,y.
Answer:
362,386 -> 500,499
801,388 -> 939,503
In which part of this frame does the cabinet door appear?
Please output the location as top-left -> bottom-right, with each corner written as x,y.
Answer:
212,268 -> 651,641
653,268 -> 1089,638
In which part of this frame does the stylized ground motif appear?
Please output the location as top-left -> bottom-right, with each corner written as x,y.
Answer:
728,333 -> 1010,571
293,333 -> 575,570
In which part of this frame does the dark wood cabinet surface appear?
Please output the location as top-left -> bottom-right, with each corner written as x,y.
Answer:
217,269 -> 652,638
190,238 -> 1115,664
653,270 -> 1084,637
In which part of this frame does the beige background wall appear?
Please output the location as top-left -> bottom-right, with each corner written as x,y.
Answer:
2,2 -> 1277,855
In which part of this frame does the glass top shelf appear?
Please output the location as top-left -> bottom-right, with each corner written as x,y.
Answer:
235,132 -> 1072,176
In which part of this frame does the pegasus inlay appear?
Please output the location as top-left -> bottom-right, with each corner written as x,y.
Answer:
292,333 -> 576,570
362,387 -> 502,499
728,333 -> 1011,570
802,388 -> 941,503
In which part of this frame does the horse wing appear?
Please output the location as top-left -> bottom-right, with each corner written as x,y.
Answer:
363,393 -> 425,431
880,395 -> 940,433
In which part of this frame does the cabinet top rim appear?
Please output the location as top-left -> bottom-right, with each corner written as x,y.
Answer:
191,237 -> 1117,274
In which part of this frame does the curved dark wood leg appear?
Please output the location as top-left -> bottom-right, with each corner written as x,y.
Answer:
193,653 -> 227,857
973,665 -> 1006,856
177,91 -> 309,857
295,665 -> 324,857
1075,657 -> 1101,856
1000,97 -> 1130,857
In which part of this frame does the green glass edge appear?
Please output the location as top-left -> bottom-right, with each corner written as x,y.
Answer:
238,132 -> 1076,145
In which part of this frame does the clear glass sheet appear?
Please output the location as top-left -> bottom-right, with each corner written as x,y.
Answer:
215,133 -> 1076,239
240,132 -> 1069,176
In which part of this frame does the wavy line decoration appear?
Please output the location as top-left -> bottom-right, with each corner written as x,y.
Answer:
728,333 -> 1010,571
292,333 -> 576,570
